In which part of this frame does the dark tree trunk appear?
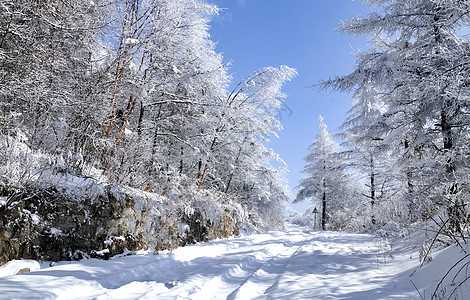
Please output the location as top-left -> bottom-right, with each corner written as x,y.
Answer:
137,101 -> 144,138
370,162 -> 376,225
404,139 -> 415,220
321,189 -> 326,231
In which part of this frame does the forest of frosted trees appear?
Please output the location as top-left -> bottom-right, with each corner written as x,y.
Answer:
0,0 -> 297,262
4,0 -> 470,266
4,1 -> 470,298
296,0 -> 470,241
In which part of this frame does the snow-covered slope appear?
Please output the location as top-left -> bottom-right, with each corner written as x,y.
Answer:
0,224 -> 468,299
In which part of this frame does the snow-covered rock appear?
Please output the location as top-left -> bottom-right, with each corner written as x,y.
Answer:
0,260 -> 40,278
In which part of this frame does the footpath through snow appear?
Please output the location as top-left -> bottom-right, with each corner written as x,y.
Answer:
0,224 -> 467,299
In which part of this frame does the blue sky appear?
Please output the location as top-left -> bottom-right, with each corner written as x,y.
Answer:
208,1 -> 372,213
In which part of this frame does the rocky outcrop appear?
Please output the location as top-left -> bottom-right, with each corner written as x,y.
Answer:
0,183 -> 238,266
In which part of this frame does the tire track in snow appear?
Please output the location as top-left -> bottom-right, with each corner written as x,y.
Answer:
2,225 -> 392,300
262,240 -> 310,299
225,245 -> 300,300
230,235 -> 315,300
188,245 -> 286,299
188,230 -> 313,299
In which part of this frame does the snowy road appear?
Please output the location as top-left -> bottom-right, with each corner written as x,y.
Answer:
0,225 -> 432,299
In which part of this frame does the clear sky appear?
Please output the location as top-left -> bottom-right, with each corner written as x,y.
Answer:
208,0 -> 372,213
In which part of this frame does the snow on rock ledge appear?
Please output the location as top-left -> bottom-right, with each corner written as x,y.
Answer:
0,180 -> 239,266
0,260 -> 40,277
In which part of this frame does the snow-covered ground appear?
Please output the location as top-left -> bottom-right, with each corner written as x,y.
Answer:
0,224 -> 468,299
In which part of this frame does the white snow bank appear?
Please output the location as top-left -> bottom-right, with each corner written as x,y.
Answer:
0,224 -> 469,299
0,260 -> 40,278
393,241 -> 470,299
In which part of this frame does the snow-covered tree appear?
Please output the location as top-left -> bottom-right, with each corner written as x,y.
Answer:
204,66 -> 296,229
323,0 -> 470,232
295,116 -> 353,230
338,85 -> 405,228
205,66 -> 296,190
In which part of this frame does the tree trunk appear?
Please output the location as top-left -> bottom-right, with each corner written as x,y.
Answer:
198,136 -> 217,191
115,95 -> 137,146
370,156 -> 376,225
150,105 -> 163,169
404,139 -> 415,220
137,101 -> 144,139
225,139 -> 245,193
179,146 -> 184,175
434,14 -> 461,232
441,107 -> 454,172
321,189 -> 326,231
